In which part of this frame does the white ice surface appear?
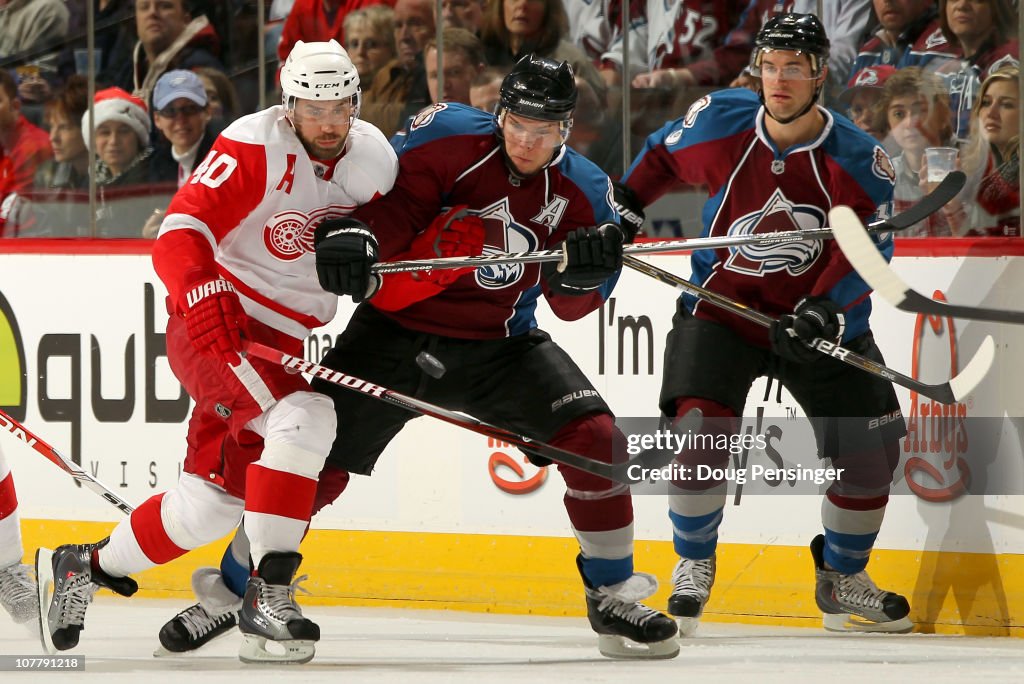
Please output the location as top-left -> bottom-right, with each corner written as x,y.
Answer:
2,598 -> 1023,682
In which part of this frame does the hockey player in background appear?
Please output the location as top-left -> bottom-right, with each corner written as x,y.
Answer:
0,444 -> 37,625
616,14 -> 913,636
161,53 -> 680,661
35,40 -> 398,664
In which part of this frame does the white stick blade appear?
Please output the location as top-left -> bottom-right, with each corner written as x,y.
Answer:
948,335 -> 996,401
829,206 -> 910,307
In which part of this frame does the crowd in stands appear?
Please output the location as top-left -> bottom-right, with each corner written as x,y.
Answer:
0,0 -> 1018,238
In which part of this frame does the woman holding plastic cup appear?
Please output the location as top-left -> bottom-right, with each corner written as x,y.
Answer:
874,67 -> 956,236
941,66 -> 1020,236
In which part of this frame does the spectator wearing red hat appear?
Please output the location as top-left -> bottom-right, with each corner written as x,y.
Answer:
83,87 -> 158,236
84,87 -> 153,186
837,64 -> 897,140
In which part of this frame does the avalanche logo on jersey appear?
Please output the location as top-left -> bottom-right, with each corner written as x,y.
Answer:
263,204 -> 356,262
923,28 -> 947,50
474,197 -> 540,289
410,103 -> 448,132
682,95 -> 711,130
723,190 -> 826,276
872,146 -> 896,183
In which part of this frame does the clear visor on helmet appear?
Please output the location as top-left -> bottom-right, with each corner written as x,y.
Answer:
286,95 -> 359,127
498,109 -> 572,149
748,48 -> 822,81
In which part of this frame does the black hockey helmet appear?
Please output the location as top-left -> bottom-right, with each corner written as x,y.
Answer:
498,54 -> 577,122
753,13 -> 830,76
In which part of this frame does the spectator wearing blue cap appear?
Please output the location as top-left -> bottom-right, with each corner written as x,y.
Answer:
145,69 -> 219,237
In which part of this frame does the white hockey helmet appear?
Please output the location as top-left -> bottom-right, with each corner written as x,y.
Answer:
280,39 -> 360,114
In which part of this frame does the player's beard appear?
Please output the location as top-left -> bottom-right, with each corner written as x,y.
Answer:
302,134 -> 346,160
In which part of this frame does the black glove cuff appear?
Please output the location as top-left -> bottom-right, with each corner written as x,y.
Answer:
543,260 -> 604,296
612,181 -> 645,243
314,217 -> 376,248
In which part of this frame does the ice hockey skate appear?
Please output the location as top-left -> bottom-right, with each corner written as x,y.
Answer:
36,542 -> 138,653
810,534 -> 912,633
0,562 -> 38,624
154,568 -> 241,656
237,551 -> 319,664
578,555 -> 679,659
667,555 -> 716,637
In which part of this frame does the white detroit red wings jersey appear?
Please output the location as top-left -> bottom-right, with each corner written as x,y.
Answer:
155,108 -> 398,339
623,88 -> 895,347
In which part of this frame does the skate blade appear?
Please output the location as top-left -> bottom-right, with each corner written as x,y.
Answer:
35,547 -> 58,655
238,634 -> 316,664
597,634 -> 680,660
823,612 -> 914,634
675,616 -> 701,638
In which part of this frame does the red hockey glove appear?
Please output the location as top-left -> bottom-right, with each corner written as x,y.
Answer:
180,276 -> 246,366
408,205 -> 485,285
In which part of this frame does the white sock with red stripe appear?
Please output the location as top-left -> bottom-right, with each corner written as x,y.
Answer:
99,474 -> 244,577
244,441 -> 321,567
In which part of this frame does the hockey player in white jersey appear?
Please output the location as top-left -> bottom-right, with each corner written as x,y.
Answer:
34,40 -> 396,664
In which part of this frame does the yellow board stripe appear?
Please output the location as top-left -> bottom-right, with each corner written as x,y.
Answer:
21,519 -> 1024,637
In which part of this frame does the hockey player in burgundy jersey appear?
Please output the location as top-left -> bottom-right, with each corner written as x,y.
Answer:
619,14 -> 913,636
35,41 -> 396,664
307,54 -> 679,659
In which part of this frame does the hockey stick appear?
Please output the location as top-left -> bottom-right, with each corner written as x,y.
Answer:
0,409 -> 135,515
372,172 -> 966,275
243,342 -> 652,484
622,255 -> 994,405
831,205 -> 1024,325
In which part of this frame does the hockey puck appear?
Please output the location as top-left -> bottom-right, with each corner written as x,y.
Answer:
416,351 -> 447,379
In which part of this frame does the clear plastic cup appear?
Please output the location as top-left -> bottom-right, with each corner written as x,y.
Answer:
925,147 -> 958,183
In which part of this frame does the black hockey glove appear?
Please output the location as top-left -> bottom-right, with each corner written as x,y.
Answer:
314,217 -> 381,302
611,181 -> 645,243
542,223 -> 624,296
769,296 -> 846,363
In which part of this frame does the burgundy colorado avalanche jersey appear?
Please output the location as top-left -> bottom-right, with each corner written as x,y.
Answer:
353,102 -> 619,340
623,87 -> 895,347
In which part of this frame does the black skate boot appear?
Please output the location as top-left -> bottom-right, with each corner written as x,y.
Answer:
578,555 -> 679,659
810,534 -> 912,633
237,552 -> 319,664
667,555 -> 716,637
155,568 -> 241,656
0,562 -> 38,625
36,541 -> 138,653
